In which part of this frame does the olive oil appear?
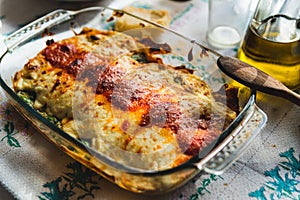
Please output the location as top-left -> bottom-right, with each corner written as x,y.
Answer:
237,15 -> 300,90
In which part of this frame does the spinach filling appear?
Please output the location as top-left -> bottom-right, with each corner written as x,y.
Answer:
131,52 -> 148,63
17,91 -> 61,127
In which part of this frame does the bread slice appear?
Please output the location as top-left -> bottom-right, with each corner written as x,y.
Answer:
115,6 -> 171,31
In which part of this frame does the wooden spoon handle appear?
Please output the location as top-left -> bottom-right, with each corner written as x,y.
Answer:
217,56 -> 300,106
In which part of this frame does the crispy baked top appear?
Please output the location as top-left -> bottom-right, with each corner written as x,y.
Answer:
13,28 -> 237,170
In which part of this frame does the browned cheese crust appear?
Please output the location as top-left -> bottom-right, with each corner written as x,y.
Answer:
13,28 -> 237,170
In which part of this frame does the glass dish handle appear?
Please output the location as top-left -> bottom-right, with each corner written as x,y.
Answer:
197,105 -> 267,175
4,9 -> 73,51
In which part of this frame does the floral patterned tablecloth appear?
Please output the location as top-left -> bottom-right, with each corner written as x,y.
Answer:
0,0 -> 299,199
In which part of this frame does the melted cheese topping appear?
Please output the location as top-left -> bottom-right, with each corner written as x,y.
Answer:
13,28 -> 237,170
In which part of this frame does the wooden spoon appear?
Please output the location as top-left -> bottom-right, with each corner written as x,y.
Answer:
217,56 -> 300,106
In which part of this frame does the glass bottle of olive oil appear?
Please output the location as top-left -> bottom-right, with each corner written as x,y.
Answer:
237,2 -> 300,90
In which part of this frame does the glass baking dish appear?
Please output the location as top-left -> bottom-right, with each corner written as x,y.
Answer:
0,7 -> 267,194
